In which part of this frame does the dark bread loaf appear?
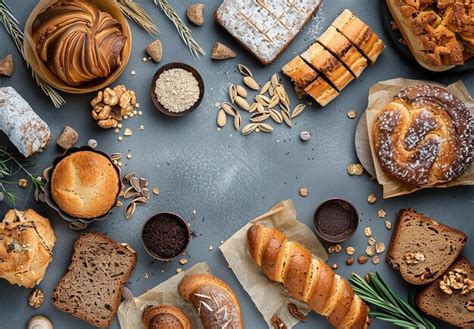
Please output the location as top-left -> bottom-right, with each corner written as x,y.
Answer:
386,209 -> 467,285
52,232 -> 137,328
416,257 -> 474,328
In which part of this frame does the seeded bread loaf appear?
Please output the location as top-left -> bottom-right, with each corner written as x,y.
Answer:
416,257 -> 474,328
52,233 -> 137,328
386,209 -> 467,285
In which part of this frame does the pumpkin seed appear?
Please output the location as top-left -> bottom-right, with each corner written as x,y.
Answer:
130,177 -> 141,192
250,112 -> 270,122
281,109 -> 293,127
221,103 -> 237,116
238,64 -> 252,77
269,109 -> 283,123
291,104 -> 306,118
217,109 -> 227,127
234,113 -> 242,130
125,202 -> 136,220
242,123 -> 258,135
235,96 -> 250,111
122,172 -> 135,184
258,123 -> 273,132
260,81 -> 271,95
228,84 -> 237,103
255,95 -> 270,106
236,85 -> 247,98
243,76 -> 260,90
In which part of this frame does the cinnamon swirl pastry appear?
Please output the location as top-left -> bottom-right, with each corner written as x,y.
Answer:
373,85 -> 473,186
31,0 -> 126,86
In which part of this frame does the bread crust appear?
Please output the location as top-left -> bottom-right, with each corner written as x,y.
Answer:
142,304 -> 192,329
179,274 -> 243,329
51,150 -> 120,218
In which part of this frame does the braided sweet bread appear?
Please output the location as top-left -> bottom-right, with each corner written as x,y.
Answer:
32,0 -> 126,86
373,85 -> 473,186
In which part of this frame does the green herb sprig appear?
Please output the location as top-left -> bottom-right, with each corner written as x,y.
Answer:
0,146 -> 45,207
0,0 -> 65,108
350,272 -> 435,329
153,0 -> 205,58
115,0 -> 159,35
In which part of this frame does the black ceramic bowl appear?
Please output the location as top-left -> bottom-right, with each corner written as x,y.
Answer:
313,199 -> 359,243
141,212 -> 190,261
150,62 -> 205,117
43,146 -> 122,231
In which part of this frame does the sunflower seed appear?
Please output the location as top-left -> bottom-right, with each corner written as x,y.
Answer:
260,81 -> 271,95
255,95 -> 270,106
235,96 -> 250,111
139,178 -> 148,189
125,202 -> 136,219
234,114 -> 242,130
281,110 -> 292,127
152,187 -> 160,195
242,123 -> 258,135
243,76 -> 260,90
222,103 -> 237,116
124,187 -> 139,199
141,188 -> 150,200
258,123 -> 273,132
238,64 -> 252,77
130,177 -> 141,192
291,104 -> 306,118
268,94 -> 280,108
132,196 -> 148,204
269,109 -> 283,123
236,85 -> 247,98
122,172 -> 135,184
110,153 -> 122,161
250,112 -> 270,122
217,109 -> 227,127
228,84 -> 237,103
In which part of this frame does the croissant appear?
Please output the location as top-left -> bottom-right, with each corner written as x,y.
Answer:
179,274 -> 243,329
32,0 -> 126,86
247,224 -> 369,328
142,304 -> 192,329
373,85 -> 473,186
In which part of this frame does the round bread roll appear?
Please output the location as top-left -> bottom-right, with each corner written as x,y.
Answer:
372,85 -> 473,186
142,305 -> 192,329
51,150 -> 120,218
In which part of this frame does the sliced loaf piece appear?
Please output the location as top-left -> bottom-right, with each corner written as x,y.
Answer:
52,232 -> 137,328
386,209 -> 467,285
281,56 -> 319,97
304,76 -> 339,106
416,257 -> 474,328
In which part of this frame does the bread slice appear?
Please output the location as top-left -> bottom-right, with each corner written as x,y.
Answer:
306,260 -> 335,314
327,276 -> 354,326
260,229 -> 287,282
386,209 -> 467,285
416,257 -> 474,328
317,26 -> 368,78
301,43 -> 354,91
331,9 -> 385,64
282,242 -> 312,300
304,76 -> 339,106
52,233 -> 137,328
281,56 -> 319,96
340,295 -> 369,329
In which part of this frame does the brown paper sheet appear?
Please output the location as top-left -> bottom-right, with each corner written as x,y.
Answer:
365,78 -> 474,199
117,262 -> 210,329
219,199 -> 327,328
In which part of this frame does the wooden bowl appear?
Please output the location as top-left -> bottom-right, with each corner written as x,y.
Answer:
23,0 -> 132,94
150,62 -> 205,117
313,199 -> 359,243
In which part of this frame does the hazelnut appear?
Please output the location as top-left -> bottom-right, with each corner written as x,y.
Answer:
358,255 -> 368,264
28,288 -> 44,308
346,257 -> 354,265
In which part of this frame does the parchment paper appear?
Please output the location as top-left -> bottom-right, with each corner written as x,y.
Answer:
365,78 -> 474,198
117,262 -> 210,329
219,200 -> 328,329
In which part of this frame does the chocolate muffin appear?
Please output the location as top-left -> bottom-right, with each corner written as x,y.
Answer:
51,151 -> 120,218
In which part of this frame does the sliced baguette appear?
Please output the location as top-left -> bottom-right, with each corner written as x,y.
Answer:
386,209 -> 467,285
52,233 -> 137,328
281,56 -> 319,91
282,242 -> 312,300
303,76 -> 339,106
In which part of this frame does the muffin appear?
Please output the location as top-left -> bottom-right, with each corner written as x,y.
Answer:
51,151 -> 119,218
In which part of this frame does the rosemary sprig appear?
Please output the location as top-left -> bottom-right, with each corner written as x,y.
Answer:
0,0 -> 65,108
153,0 -> 205,57
115,0 -> 159,35
350,272 -> 436,329
0,146 -> 45,207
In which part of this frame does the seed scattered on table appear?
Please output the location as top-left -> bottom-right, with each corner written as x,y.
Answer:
364,226 -> 372,237
347,110 -> 357,119
385,220 -> 392,230
298,187 -> 309,197
346,246 -> 355,255
300,131 -> 311,141
347,163 -> 364,176
377,209 -> 386,218
367,193 -> 377,204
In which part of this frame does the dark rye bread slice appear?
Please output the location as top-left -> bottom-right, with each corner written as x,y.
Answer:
52,233 -> 137,328
386,209 -> 467,285
416,257 -> 474,328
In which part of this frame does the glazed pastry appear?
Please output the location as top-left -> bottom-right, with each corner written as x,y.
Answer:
372,85 -> 473,186
281,56 -> 319,97
32,0 -> 126,86
142,305 -> 192,329
301,43 -> 354,92
331,9 -> 385,64
317,26 -> 368,78
179,274 -> 243,329
0,209 -> 56,288
51,150 -> 120,218
247,224 -> 370,328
